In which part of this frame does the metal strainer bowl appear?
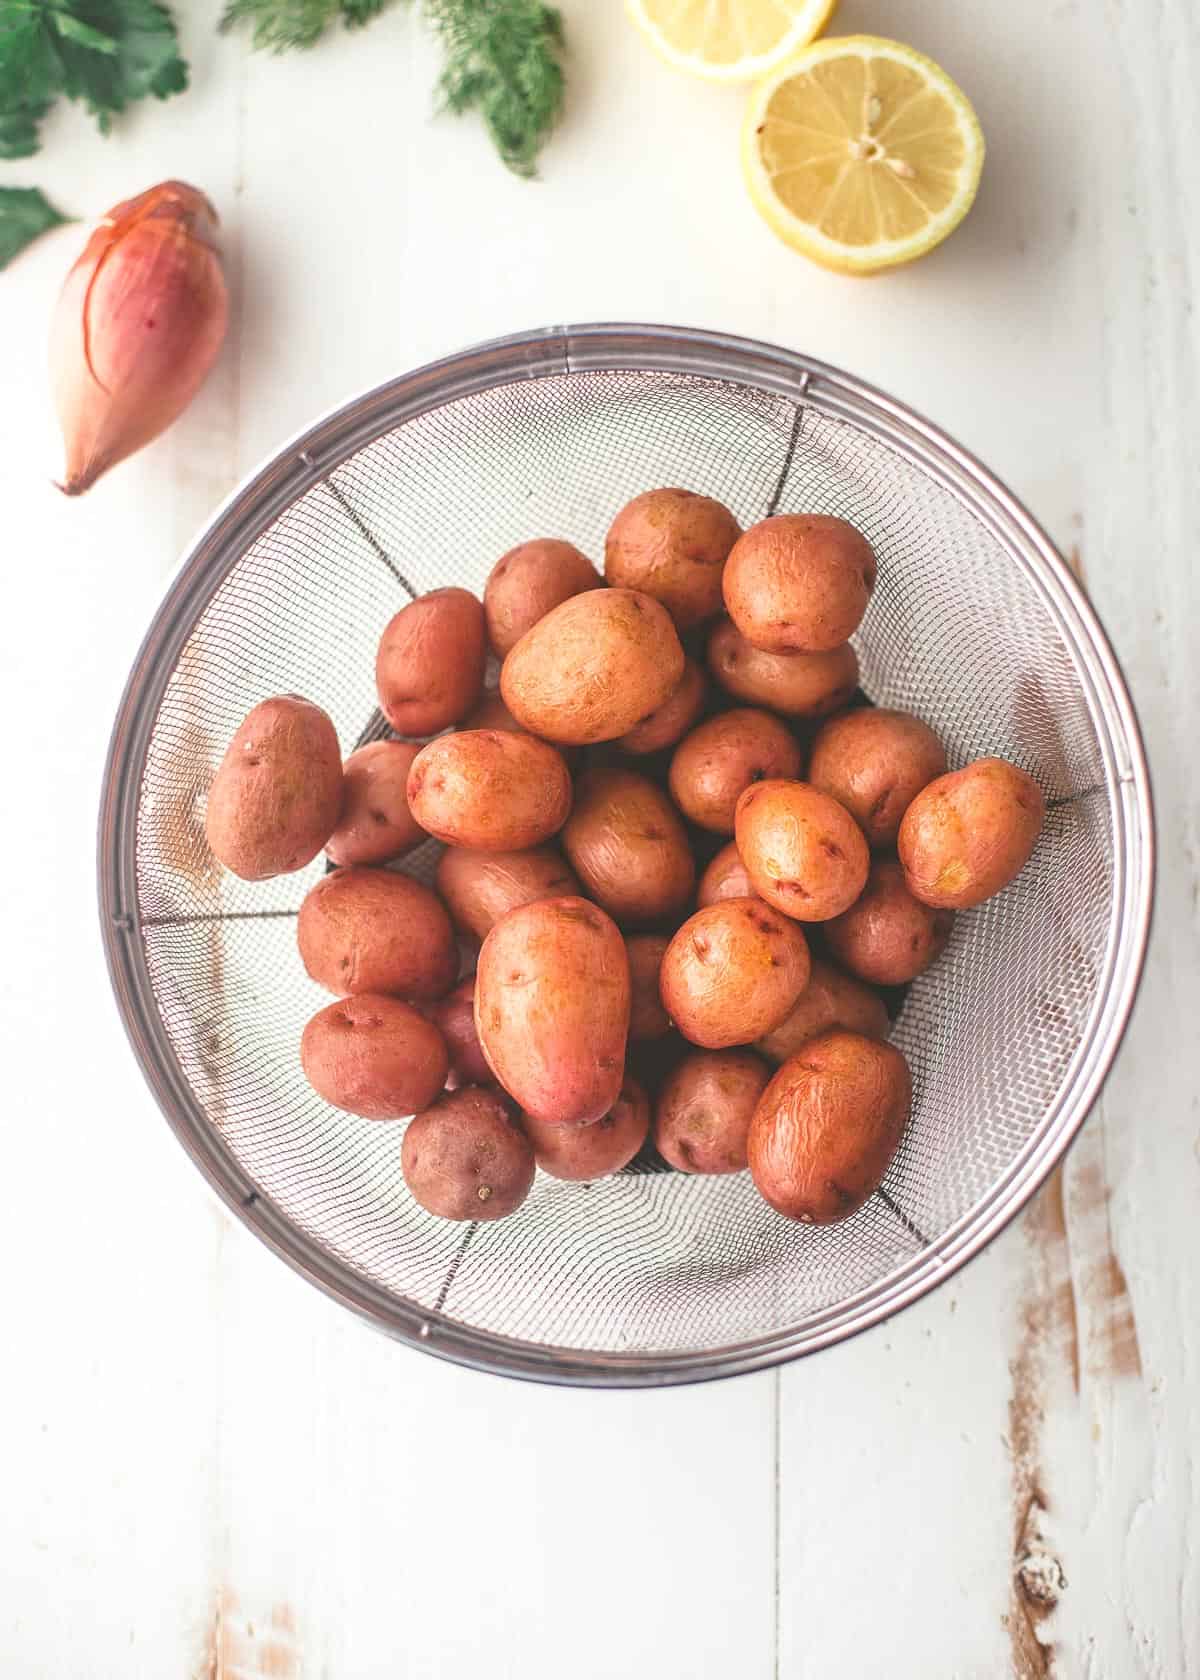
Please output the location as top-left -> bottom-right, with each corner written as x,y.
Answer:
99,324 -> 1154,1386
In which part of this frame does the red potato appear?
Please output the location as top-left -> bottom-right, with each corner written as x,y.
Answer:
659,898 -> 811,1049
475,897 -> 630,1126
708,620 -> 859,719
604,487 -> 741,631
427,977 -> 492,1087
402,1086 -> 534,1221
654,1049 -> 770,1174
375,587 -> 486,735
735,779 -> 870,922
300,994 -> 448,1120
325,739 -> 425,867
615,658 -> 706,756
808,708 -> 947,848
898,757 -> 1046,910
297,866 -> 457,1000
697,841 -> 759,907
484,538 -> 600,657
668,709 -> 803,834
435,846 -> 580,943
500,588 -> 685,745
205,694 -> 343,880
748,1030 -> 912,1224
723,514 -> 877,654
824,856 -> 954,986
626,934 -> 672,1041
406,730 -> 572,851
522,1077 -> 650,1181
561,768 -> 695,925
756,959 -> 889,1062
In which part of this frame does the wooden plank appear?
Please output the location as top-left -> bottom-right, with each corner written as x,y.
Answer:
776,0 -> 1199,1674
203,1235 -> 774,1679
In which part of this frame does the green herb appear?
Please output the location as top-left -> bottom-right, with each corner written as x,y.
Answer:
221,0 -> 566,177
219,0 -> 392,53
0,0 -> 188,160
0,184 -> 71,268
423,0 -> 564,178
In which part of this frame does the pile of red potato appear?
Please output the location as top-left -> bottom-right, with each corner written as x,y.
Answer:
204,489 -> 1045,1228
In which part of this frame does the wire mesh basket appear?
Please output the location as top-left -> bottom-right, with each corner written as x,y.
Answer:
98,324 -> 1154,1386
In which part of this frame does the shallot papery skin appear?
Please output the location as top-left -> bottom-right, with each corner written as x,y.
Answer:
51,180 -> 229,495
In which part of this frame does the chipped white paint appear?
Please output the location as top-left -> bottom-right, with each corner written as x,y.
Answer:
0,0 -> 1196,1675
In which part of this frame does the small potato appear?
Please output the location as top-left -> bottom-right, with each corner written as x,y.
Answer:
757,959 -> 888,1063
406,730 -> 571,851
615,658 -> 706,755
301,993 -> 448,1120
297,866 -> 457,1000
562,768 -> 694,924
669,709 -> 803,835
735,779 -> 870,922
808,708 -> 947,848
824,856 -> 954,986
604,487 -> 741,631
402,1086 -> 534,1221
484,538 -> 600,657
325,739 -> 425,868
375,587 -> 486,735
654,1049 -> 770,1174
428,976 -> 492,1087
899,757 -> 1046,910
626,934 -> 671,1040
500,588 -> 685,745
723,514 -> 877,654
205,694 -> 343,880
708,620 -> 859,719
748,1030 -> 912,1223
522,1076 -> 650,1181
660,899 -> 810,1049
475,897 -> 630,1126
435,846 -> 580,943
697,841 -> 759,907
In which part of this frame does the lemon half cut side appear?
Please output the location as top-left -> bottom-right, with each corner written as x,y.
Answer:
743,35 -> 985,273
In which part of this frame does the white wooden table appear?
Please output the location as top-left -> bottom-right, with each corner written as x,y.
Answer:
2,2 -> 1197,1674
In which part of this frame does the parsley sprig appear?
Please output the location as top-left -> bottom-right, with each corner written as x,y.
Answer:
0,0 -> 187,160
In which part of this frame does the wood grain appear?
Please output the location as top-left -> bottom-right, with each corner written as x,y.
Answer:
0,0 -> 1196,1675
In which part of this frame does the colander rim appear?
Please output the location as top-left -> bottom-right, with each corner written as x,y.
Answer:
97,322 -> 1156,1386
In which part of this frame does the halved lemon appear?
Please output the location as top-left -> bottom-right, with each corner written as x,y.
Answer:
743,36 -> 985,273
627,0 -> 839,83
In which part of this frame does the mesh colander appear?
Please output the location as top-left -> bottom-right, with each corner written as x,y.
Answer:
98,324 -> 1154,1386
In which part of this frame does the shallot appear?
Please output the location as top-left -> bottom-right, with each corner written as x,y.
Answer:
50,180 -> 228,495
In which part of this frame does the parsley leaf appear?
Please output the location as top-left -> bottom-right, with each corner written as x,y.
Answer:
220,0 -> 393,52
0,0 -> 188,158
0,184 -> 71,269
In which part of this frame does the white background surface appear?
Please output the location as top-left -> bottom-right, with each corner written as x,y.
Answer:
1,2 -> 1197,1675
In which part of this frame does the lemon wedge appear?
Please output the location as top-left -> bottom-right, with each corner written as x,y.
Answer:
743,36 -> 985,273
627,0 -> 839,83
